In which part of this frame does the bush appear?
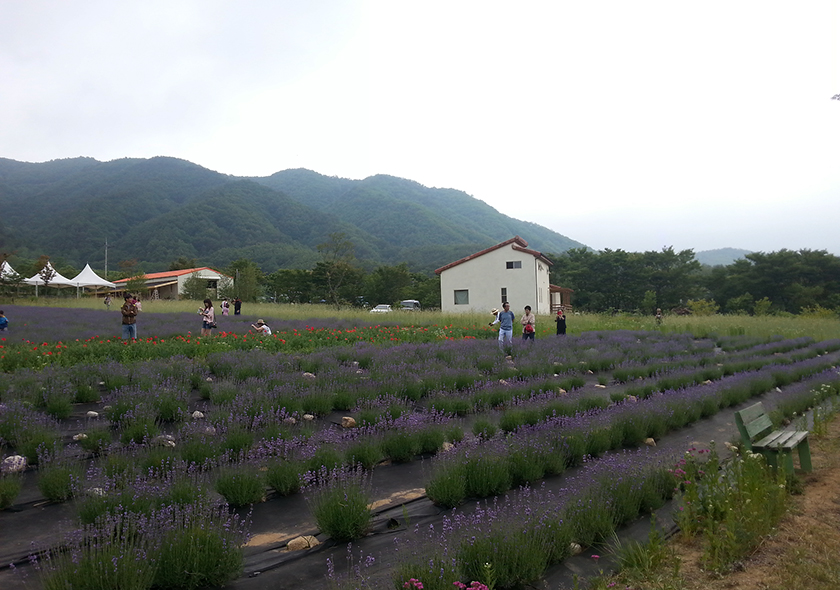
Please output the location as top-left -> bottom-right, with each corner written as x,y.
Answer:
0,474 -> 22,509
266,460 -> 304,495
306,467 -> 371,541
214,467 -> 265,507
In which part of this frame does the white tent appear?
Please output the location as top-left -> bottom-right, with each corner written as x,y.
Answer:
24,261 -> 75,295
0,260 -> 19,280
69,264 -> 116,288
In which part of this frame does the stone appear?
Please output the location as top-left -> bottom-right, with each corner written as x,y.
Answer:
153,434 -> 176,448
569,542 -> 583,555
356,369 -> 364,374
286,536 -> 319,551
441,442 -> 454,452
2,455 -> 27,473
594,384 -> 607,389
626,396 -> 638,403
191,410 -> 205,419
206,377 -> 213,382
341,417 -> 357,428
284,417 -> 297,425
98,381 -> 105,386
303,414 -> 315,421
86,411 -> 99,419
87,487 -> 106,497
644,438 -> 656,447
302,372 -> 316,380
558,388 -> 567,395
203,426 -> 217,436
73,433 -> 88,441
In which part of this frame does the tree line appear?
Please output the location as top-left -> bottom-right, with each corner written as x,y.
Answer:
549,247 -> 840,316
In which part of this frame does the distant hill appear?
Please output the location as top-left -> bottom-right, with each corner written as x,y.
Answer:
0,157 -> 586,274
695,248 -> 753,266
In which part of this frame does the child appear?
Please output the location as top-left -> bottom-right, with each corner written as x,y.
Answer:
0,310 -> 8,331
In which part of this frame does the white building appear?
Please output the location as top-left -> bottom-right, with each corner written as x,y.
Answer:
435,236 -> 554,314
113,267 -> 233,300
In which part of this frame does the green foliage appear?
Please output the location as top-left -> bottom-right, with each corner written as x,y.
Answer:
0,474 -> 22,509
225,258 -> 262,302
307,469 -> 372,541
181,272 -> 209,301
686,298 -> 719,316
214,466 -> 265,507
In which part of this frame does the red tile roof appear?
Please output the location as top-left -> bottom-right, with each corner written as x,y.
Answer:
113,267 -> 230,284
434,236 -> 553,274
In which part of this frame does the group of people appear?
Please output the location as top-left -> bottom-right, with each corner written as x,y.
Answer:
489,302 -> 567,350
118,295 -> 247,340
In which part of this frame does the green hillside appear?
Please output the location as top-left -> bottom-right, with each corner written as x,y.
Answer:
0,157 -> 586,274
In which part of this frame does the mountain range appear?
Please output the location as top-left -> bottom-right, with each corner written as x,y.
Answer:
0,156 -> 586,274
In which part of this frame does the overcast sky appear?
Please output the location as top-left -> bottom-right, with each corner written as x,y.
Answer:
2,1 -> 840,255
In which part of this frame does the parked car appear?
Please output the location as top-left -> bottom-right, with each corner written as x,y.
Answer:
400,299 -> 421,311
369,304 -> 392,313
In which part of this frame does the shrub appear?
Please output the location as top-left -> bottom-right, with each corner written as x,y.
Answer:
0,473 -> 22,509
214,466 -> 265,507
306,467 -> 371,541
266,460 -> 304,496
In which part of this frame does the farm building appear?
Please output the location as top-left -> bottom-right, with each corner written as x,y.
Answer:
436,236 -> 570,315
112,267 -> 233,300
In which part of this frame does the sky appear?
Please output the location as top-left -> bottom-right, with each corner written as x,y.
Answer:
2,1 -> 840,255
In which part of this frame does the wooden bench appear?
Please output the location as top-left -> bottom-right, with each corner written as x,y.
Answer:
734,401 -> 812,474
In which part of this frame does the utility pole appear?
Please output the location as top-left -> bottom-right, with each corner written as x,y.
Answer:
104,239 -> 108,280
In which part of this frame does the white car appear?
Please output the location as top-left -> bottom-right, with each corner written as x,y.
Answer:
369,304 -> 393,313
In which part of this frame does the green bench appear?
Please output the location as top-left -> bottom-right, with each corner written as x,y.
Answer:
734,401 -> 812,474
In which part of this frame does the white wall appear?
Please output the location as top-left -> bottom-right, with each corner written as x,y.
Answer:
440,243 -> 550,314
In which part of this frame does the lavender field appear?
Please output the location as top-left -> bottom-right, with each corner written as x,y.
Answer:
1,307 -> 839,590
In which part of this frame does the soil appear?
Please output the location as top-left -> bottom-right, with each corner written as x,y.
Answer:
2,351 -> 839,590
668,412 -> 840,590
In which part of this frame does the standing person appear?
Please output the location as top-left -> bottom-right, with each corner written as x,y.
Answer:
251,319 -> 271,335
133,295 -> 142,313
521,305 -> 536,342
104,295 -> 111,310
0,310 -> 8,332
233,297 -> 242,316
221,298 -> 230,316
120,294 -> 137,340
489,302 -> 516,351
555,308 -> 567,336
655,308 -> 663,325
199,299 -> 215,337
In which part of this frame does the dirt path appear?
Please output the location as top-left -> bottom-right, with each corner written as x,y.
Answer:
671,413 -> 840,590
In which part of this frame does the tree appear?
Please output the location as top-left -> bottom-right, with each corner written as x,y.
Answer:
364,264 -> 412,306
225,259 -> 263,302
125,274 -> 149,298
265,269 -> 315,304
168,256 -> 198,271
182,272 -> 209,301
315,232 -> 362,308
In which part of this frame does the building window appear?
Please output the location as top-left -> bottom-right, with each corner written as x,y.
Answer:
500,287 -> 508,304
454,289 -> 469,305
206,280 -> 218,289
506,261 -> 522,269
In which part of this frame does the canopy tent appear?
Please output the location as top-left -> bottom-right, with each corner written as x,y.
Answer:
68,263 -> 116,298
69,264 -> 116,289
24,261 -> 75,295
0,260 -> 19,280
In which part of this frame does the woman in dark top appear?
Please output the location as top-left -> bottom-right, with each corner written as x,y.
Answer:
555,309 -> 567,336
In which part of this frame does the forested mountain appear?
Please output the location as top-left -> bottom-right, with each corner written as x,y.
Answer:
0,157 -> 585,275
695,248 -> 752,266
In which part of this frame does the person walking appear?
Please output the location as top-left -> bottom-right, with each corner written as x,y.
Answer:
120,294 -> 138,339
233,297 -> 242,315
489,302 -> 516,351
521,305 -> 536,342
199,299 -> 215,337
555,308 -> 567,336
